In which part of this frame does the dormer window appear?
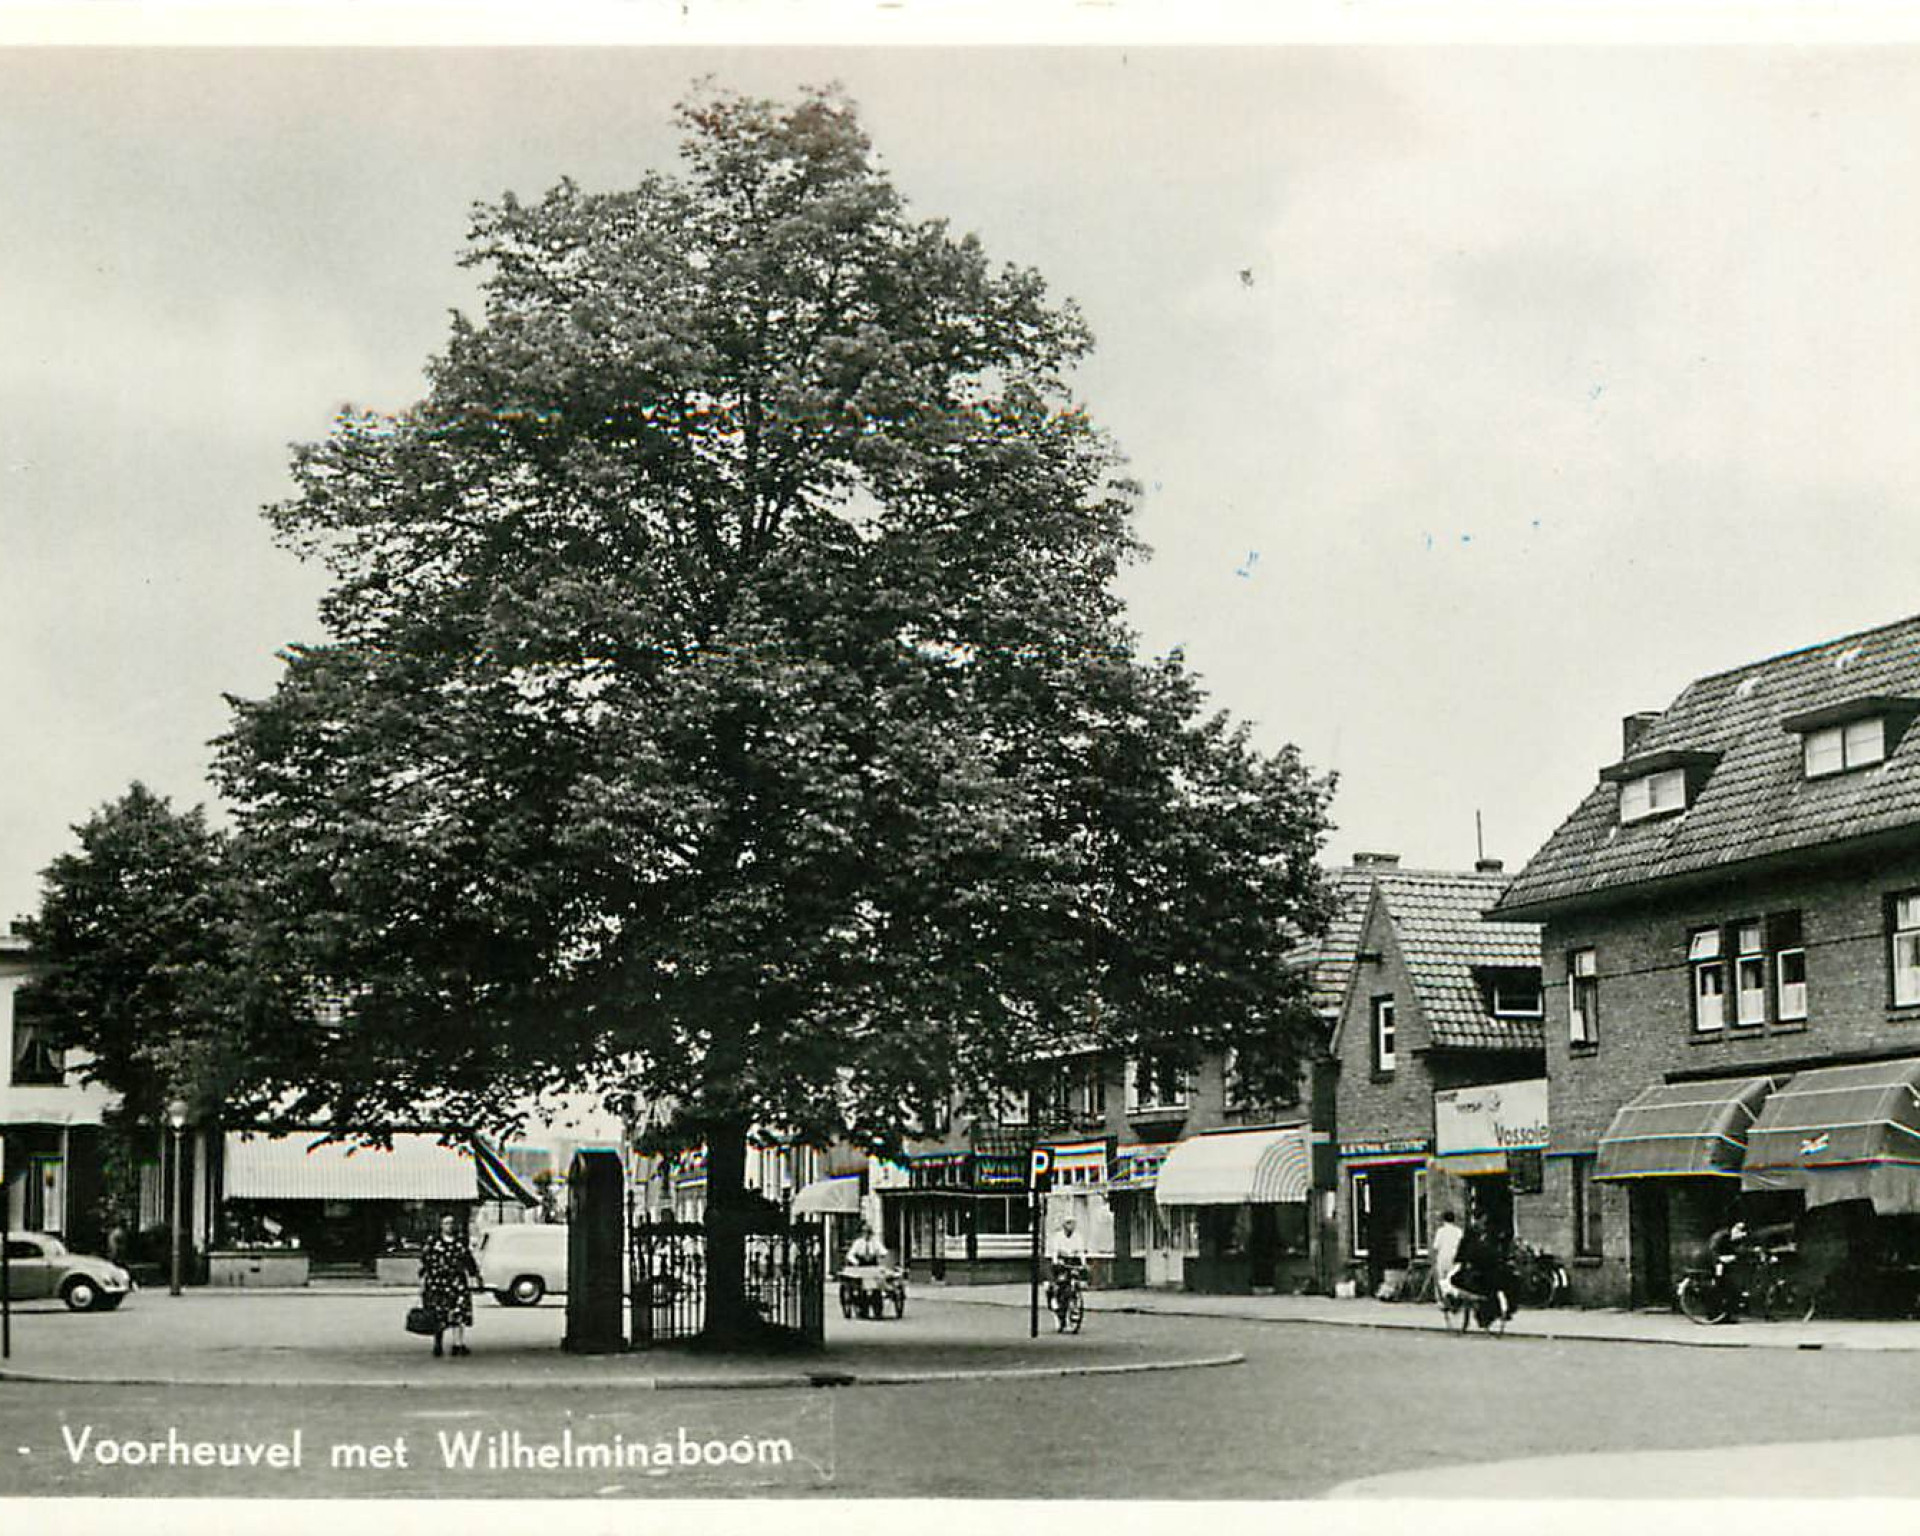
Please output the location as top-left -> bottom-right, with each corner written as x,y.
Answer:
1783,696 -> 1918,781
1484,968 -> 1544,1018
1619,768 -> 1687,823
1599,747 -> 1721,827
1803,717 -> 1885,778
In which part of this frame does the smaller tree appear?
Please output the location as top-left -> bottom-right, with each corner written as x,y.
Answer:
20,783 -> 243,1125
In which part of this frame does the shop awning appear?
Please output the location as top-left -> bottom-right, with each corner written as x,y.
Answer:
471,1138 -> 541,1207
1742,1057 -> 1920,1213
1595,1076 -> 1780,1181
791,1174 -> 862,1217
224,1132 -> 481,1202
1154,1125 -> 1311,1206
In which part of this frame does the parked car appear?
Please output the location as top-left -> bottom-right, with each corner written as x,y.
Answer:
2,1232 -> 134,1311
476,1223 -> 568,1306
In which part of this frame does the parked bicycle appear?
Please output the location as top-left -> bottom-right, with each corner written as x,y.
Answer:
1507,1241 -> 1569,1309
1675,1244 -> 1817,1325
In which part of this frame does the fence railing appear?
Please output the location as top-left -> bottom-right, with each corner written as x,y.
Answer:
630,1213 -> 825,1348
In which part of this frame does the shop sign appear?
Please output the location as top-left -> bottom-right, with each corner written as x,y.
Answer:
1338,1135 -> 1430,1160
1434,1079 -> 1549,1157
974,1153 -> 1027,1190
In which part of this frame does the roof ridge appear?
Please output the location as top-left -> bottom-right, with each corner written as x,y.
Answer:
1684,608 -> 1920,690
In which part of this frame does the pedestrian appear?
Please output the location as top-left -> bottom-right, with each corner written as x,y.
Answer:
1430,1208 -> 1464,1312
1453,1212 -> 1512,1331
418,1212 -> 481,1358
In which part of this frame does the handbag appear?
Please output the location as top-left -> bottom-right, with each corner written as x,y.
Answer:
405,1305 -> 439,1336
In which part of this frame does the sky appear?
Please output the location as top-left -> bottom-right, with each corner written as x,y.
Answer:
8,39 -> 1920,924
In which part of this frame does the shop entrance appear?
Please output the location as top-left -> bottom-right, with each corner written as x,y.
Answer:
1629,1183 -> 1671,1308
1464,1176 -> 1513,1242
1353,1166 -> 1415,1287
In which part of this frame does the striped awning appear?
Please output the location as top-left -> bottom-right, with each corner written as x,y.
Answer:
223,1132 -> 478,1201
1048,1139 -> 1110,1179
1595,1076 -> 1779,1181
472,1138 -> 541,1207
1154,1125 -> 1311,1206
791,1174 -> 863,1216
1742,1057 -> 1920,1213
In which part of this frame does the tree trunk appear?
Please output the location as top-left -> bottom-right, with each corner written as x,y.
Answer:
698,1116 -> 762,1349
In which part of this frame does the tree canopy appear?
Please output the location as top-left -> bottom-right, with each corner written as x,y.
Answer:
213,85 -> 1336,1169
21,782 -> 243,1125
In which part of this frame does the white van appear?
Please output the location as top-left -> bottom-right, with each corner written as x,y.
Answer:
476,1223 -> 569,1306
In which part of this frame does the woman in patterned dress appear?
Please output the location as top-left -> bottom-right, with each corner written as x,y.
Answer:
418,1212 -> 480,1357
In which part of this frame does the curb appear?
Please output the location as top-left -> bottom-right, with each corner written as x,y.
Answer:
927,1290 -> 1869,1353
0,1349 -> 1244,1393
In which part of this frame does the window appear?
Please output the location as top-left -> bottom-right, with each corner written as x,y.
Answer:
1804,717 -> 1886,778
1893,893 -> 1920,1007
1372,996 -> 1397,1074
1734,921 -> 1767,1027
9,1019 -> 63,1086
1620,768 -> 1688,823
1571,1156 -> 1603,1258
1690,928 -> 1726,1033
1350,1172 -> 1372,1258
1411,1167 -> 1430,1257
1568,949 -> 1599,1047
1490,970 -> 1544,1018
1772,912 -> 1807,1022
1125,1058 -> 1191,1114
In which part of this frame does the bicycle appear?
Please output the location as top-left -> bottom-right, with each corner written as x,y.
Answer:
1675,1246 -> 1817,1325
1048,1260 -> 1088,1334
1508,1242 -> 1569,1309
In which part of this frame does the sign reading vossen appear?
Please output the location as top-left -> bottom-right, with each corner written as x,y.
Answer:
1433,1079 -> 1549,1158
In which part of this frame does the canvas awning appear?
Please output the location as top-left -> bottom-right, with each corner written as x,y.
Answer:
471,1138 -> 541,1207
1595,1076 -> 1780,1181
1154,1125 -> 1311,1206
224,1132 -> 484,1202
1742,1057 -> 1920,1213
790,1174 -> 863,1217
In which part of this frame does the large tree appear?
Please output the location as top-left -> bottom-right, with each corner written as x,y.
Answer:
214,87 -> 1335,1343
21,783 -> 243,1127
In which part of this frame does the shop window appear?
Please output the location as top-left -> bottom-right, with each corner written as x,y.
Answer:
1350,1172 -> 1371,1258
1571,1155 -> 1603,1257
1411,1167 -> 1430,1257
1734,921 -> 1767,1027
1689,928 -> 1727,1033
1568,949 -> 1599,1048
1892,893 -> 1920,1008
1371,996 -> 1396,1075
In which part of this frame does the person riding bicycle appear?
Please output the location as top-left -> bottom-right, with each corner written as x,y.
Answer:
1047,1217 -> 1090,1301
1707,1219 -> 1749,1288
1452,1213 -> 1514,1327
846,1223 -> 888,1271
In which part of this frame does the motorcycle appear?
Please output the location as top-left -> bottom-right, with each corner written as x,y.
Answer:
837,1262 -> 908,1320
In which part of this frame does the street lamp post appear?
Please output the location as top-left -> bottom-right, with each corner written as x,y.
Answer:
167,1099 -> 189,1297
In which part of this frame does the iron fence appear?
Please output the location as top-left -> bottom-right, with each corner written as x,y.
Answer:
630,1213 -> 825,1347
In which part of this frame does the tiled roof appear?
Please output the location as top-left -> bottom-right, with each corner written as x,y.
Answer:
1497,612 -> 1920,915
1287,867 -> 1384,1019
1375,873 -> 1544,1051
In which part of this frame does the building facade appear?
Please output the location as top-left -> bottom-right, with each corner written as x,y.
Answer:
1494,613 -> 1920,1310
1327,866 -> 1544,1291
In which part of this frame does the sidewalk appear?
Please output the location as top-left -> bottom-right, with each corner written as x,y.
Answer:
929,1280 -> 1920,1351
0,1288 -> 1241,1391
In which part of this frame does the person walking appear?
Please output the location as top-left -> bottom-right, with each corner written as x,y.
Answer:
419,1212 -> 481,1358
1430,1209 -> 1465,1318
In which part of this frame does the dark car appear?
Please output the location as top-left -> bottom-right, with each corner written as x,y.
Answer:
2,1232 -> 135,1311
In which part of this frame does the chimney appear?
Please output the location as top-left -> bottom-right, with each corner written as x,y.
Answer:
1351,852 -> 1401,869
1475,857 -> 1505,874
1622,712 -> 1661,755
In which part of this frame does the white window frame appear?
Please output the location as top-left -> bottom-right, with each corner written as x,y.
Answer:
1569,948 -> 1599,1046
1805,717 -> 1886,778
1491,971 -> 1544,1018
1350,1171 -> 1372,1259
1620,768 -> 1687,824
1411,1167 -> 1430,1257
1690,927 -> 1727,1033
1894,894 -> 1920,1008
1734,921 -> 1767,1026
1777,946 -> 1808,1022
1125,1057 -> 1191,1114
1372,996 -> 1397,1074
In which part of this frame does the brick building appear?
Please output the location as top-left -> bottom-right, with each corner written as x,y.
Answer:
1494,612 -> 1920,1309
1328,866 -> 1544,1290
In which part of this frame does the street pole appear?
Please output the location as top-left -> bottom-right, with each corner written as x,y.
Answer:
2,1136 -> 12,1359
1028,1147 -> 1051,1339
168,1099 -> 188,1297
